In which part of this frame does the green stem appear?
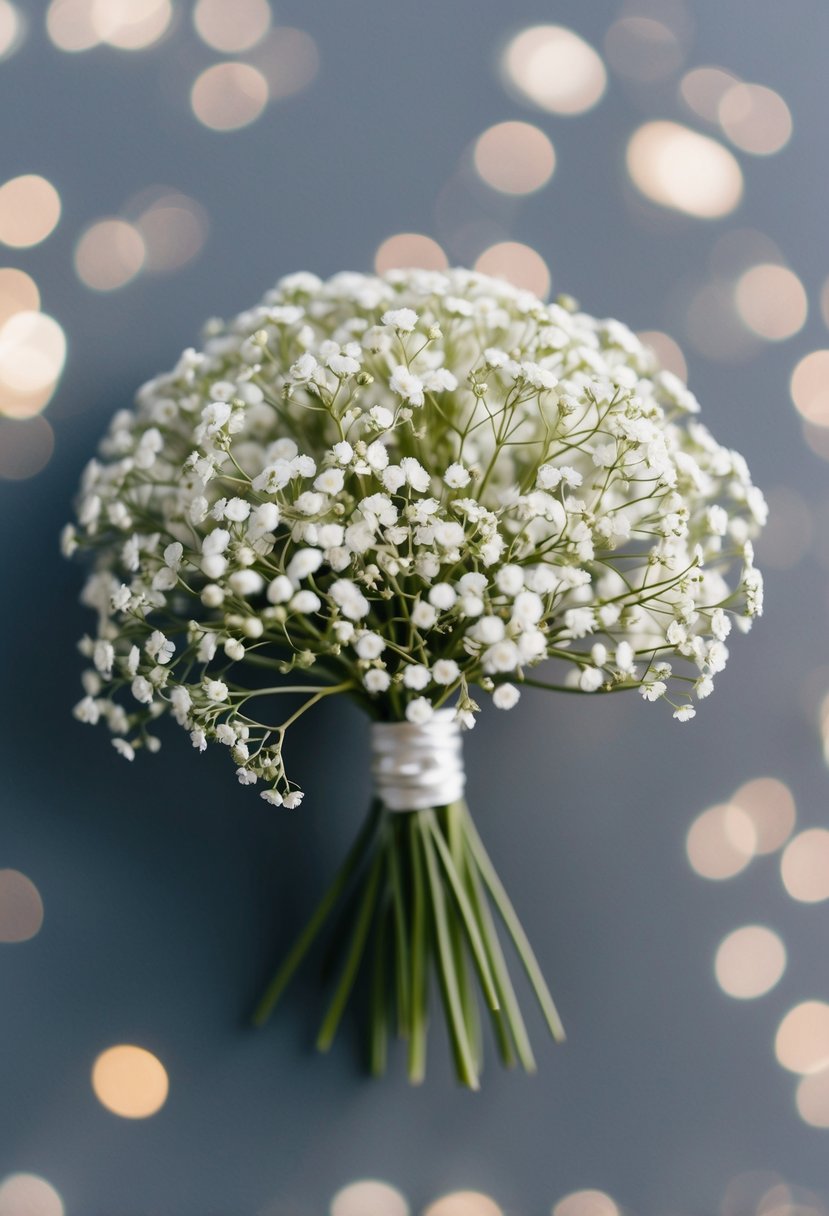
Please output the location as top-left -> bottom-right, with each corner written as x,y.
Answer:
419,817 -> 480,1090
464,810 -> 566,1043
252,800 -> 382,1026
316,846 -> 384,1052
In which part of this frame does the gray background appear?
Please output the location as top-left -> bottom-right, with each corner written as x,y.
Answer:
2,1 -> 829,1213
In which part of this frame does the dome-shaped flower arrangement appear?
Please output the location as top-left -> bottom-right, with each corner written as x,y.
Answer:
65,268 -> 766,1088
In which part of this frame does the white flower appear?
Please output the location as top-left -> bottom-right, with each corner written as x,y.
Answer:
267,575 -> 294,603
579,667 -> 604,692
93,640 -> 115,678
402,664 -> 431,690
381,307 -> 418,332
405,697 -> 433,724
444,462 -> 471,489
146,630 -> 175,665
428,583 -> 457,611
314,468 -> 345,494
282,791 -> 304,809
112,738 -> 135,761
400,456 -> 430,492
131,676 -> 154,704
204,679 -> 229,702
483,640 -> 520,674
261,789 -> 284,806
74,695 -> 101,724
355,632 -> 386,660
287,548 -> 323,583
364,668 -> 391,693
640,681 -> 667,702
190,729 -> 207,752
236,767 -> 257,785
389,365 -> 425,406
411,601 -> 437,629
432,659 -> 460,685
493,683 -> 520,710
673,704 -> 696,722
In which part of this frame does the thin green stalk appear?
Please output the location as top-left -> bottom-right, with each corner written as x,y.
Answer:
387,820 -> 411,1038
464,843 -> 536,1073
464,809 -> 566,1044
317,847 -> 384,1052
408,813 -> 429,1085
419,817 -> 480,1090
252,800 -> 382,1026
428,807 -> 499,1012
444,802 -> 482,1064
369,897 -> 391,1076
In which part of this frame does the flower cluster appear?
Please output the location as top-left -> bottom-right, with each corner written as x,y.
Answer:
65,268 -> 766,804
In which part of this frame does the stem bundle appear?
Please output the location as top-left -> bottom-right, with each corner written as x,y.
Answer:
253,799 -> 564,1088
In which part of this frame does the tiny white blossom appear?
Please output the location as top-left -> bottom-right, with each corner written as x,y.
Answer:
112,738 -> 135,761
493,683 -> 520,710
381,307 -> 418,332
364,668 -> 391,693
432,659 -> 460,685
405,697 -> 433,724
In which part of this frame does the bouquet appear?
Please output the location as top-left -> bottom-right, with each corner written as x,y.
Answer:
65,268 -> 766,1088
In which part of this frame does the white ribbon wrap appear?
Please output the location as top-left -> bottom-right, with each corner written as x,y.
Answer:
371,709 -> 466,812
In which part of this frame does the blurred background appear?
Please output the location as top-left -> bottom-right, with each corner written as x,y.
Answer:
2,1 -> 829,1213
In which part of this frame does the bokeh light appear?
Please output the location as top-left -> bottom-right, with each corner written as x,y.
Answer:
721,1172 -> 789,1216
780,830 -> 829,903
686,803 -> 756,880
708,227 -> 785,280
553,1190 -> 619,1216
193,0 -> 270,53
130,190 -> 208,273
604,17 -> 683,83
92,1044 -> 169,1118
680,66 -> 740,123
45,0 -> 99,52
190,62 -> 269,131
473,121 -> 555,196
502,25 -> 607,116
636,329 -> 687,380
252,27 -> 319,102
474,242 -> 550,298
730,778 -> 797,853
74,219 -> 146,291
424,1192 -> 502,1216
734,263 -> 807,341
0,869 -> 44,942
330,1180 -> 409,1216
796,1066 -> 829,1129
0,311 -> 66,393
90,0 -> 172,51
626,122 -> 743,218
0,175 -> 61,248
791,351 -> 829,428
0,1173 -> 63,1216
374,233 -> 448,275
714,925 -> 786,999
755,487 -> 812,569
0,268 -> 40,327
0,1 -> 23,60
685,278 -> 758,363
0,416 -> 55,478
718,83 -> 793,156
775,1002 -> 829,1075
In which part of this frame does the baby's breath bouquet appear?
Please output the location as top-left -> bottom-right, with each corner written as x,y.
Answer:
65,269 -> 765,1088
